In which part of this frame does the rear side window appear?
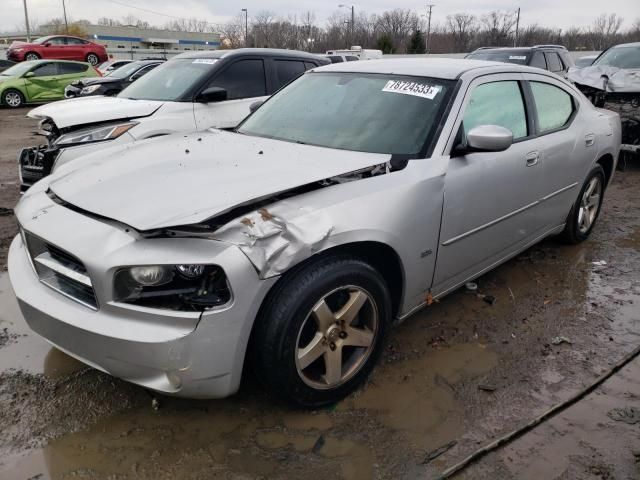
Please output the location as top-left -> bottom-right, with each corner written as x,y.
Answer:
47,37 -> 67,45
545,52 -> 563,72
328,56 -> 344,63
530,52 -> 547,69
530,82 -> 574,132
304,61 -> 318,70
66,37 -> 87,45
275,60 -> 306,88
31,63 -> 59,77
58,63 -> 88,74
208,59 -> 266,100
463,81 -> 528,140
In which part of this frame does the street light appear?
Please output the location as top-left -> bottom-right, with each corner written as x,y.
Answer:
338,4 -> 355,47
241,8 -> 248,47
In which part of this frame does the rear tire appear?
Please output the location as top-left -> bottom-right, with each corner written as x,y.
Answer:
86,53 -> 99,66
252,255 -> 391,408
2,89 -> 25,108
24,52 -> 40,61
560,165 -> 606,244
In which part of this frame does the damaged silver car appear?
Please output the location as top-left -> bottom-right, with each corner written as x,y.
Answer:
9,59 -> 621,407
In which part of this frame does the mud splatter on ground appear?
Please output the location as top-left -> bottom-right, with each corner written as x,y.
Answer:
0,111 -> 639,479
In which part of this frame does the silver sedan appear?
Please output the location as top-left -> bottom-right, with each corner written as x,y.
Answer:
9,59 -> 621,407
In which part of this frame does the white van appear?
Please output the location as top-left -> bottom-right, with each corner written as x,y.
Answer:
326,46 -> 383,61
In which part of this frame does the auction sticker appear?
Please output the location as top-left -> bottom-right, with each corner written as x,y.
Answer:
382,80 -> 442,99
193,59 -> 217,64
509,56 -> 527,60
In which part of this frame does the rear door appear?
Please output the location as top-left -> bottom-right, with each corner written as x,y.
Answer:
434,74 -> 550,294
524,75 -> 585,227
56,63 -> 90,97
24,62 -> 61,101
64,37 -> 87,61
193,57 -> 268,130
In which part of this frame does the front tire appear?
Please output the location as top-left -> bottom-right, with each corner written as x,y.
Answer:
252,255 -> 391,408
560,165 -> 605,244
86,53 -> 99,66
24,52 -> 40,61
2,89 -> 25,108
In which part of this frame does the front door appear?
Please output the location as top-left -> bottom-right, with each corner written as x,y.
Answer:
433,75 -> 548,295
193,58 -> 269,130
24,62 -> 61,101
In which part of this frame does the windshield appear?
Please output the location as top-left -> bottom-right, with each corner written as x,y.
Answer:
108,62 -> 147,79
238,72 -> 453,155
466,51 -> 530,65
118,58 -> 217,101
0,61 -> 36,77
594,46 -> 640,68
32,36 -> 51,44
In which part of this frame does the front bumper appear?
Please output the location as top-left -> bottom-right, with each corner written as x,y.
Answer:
6,50 -> 23,62
64,84 -> 82,98
9,192 -> 276,398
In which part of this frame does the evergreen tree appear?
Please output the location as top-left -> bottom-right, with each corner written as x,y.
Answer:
376,34 -> 394,54
408,29 -> 426,54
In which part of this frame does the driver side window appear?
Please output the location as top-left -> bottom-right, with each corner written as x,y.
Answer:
206,59 -> 266,100
463,81 -> 528,140
31,63 -> 59,77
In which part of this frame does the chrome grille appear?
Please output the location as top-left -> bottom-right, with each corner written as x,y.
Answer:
23,231 -> 98,310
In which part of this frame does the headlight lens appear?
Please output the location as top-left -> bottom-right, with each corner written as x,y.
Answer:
114,264 -> 232,311
55,122 -> 137,146
80,84 -> 102,94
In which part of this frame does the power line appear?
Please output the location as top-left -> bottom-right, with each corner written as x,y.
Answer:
103,0 -> 226,29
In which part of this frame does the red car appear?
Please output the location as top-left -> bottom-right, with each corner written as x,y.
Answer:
7,35 -> 108,66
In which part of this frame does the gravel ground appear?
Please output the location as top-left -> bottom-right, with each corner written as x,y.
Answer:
0,106 -> 638,480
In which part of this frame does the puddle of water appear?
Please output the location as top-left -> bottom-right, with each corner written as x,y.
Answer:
0,273 -> 84,378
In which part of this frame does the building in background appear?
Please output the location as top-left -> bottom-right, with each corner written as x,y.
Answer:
1,24 -> 220,59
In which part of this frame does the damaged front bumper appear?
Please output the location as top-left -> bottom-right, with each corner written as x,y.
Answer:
18,145 -> 60,193
9,191 -> 276,398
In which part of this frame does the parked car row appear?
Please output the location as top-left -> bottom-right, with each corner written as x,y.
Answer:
6,47 -> 623,407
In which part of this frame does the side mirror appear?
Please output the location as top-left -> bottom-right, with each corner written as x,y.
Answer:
23,71 -> 35,78
195,86 -> 227,103
43,42 -> 51,47
249,100 -> 264,113
465,125 -> 513,153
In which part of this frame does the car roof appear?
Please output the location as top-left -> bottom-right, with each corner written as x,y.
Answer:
24,59 -> 91,65
471,45 -> 567,53
313,58 -> 546,80
608,42 -> 640,48
129,59 -> 165,66
173,48 -> 328,61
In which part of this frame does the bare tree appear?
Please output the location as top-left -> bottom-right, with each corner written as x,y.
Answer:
375,9 -> 419,53
220,14 -> 246,49
589,13 -> 624,49
479,10 -> 517,46
446,13 -> 477,52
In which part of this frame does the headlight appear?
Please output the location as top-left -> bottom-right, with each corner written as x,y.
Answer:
113,264 -> 232,311
55,122 -> 137,146
80,84 -> 102,94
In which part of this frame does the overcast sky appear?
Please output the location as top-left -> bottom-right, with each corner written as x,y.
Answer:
2,0 -> 638,33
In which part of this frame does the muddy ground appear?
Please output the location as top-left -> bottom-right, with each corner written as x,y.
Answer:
0,108 -> 639,480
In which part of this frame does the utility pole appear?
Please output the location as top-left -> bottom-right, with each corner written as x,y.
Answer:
339,5 -> 355,47
62,0 -> 69,34
22,0 -> 31,41
426,4 -> 435,54
241,8 -> 248,47
514,7 -> 521,47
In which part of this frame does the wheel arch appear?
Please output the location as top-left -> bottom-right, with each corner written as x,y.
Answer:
1,87 -> 26,106
596,153 -> 615,187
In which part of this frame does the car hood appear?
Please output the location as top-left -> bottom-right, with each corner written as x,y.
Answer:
27,96 -> 164,128
47,130 -> 390,231
72,77 -> 121,87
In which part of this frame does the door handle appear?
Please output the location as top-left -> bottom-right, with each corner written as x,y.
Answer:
525,151 -> 539,167
585,133 -> 595,147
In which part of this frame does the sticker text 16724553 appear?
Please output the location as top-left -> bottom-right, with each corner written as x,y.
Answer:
382,80 -> 442,100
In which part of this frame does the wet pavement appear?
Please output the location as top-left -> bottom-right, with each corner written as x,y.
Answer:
0,112 -> 639,479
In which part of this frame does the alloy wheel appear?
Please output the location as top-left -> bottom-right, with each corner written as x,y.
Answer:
87,54 -> 99,65
4,91 -> 22,108
577,176 -> 602,234
295,285 -> 378,390
25,53 -> 39,61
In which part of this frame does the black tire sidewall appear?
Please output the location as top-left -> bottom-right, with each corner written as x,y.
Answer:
565,165 -> 606,243
3,89 -> 24,108
253,256 -> 392,407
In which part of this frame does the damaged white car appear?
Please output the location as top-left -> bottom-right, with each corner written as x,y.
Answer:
9,59 -> 621,407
